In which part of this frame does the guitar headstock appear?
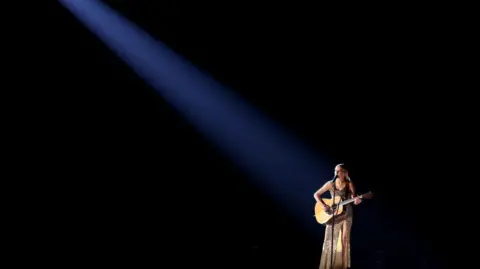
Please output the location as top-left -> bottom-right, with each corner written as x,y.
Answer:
360,191 -> 374,199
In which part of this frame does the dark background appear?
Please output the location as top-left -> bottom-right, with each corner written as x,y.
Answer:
29,1 -> 474,268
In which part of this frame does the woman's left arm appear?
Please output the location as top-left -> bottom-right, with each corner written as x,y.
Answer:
349,181 -> 362,205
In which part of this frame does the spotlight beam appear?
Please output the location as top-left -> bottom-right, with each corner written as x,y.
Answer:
60,0 -> 330,235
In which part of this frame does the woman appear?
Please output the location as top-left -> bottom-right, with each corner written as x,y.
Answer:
313,163 -> 362,269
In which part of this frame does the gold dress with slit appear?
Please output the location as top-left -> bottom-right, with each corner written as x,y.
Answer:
319,181 -> 353,269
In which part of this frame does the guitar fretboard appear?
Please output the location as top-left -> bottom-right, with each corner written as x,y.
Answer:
339,194 -> 366,206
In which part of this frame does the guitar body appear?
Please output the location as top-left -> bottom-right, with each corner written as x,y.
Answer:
313,191 -> 373,224
314,196 -> 344,224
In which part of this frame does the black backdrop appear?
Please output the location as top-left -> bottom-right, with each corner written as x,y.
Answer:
26,2 -> 474,268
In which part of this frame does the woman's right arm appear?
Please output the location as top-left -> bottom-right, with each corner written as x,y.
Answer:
313,181 -> 332,207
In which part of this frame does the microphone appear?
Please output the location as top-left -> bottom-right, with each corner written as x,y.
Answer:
329,173 -> 338,269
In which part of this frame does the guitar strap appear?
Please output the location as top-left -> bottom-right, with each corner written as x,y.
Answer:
346,180 -> 351,199
340,180 -> 350,200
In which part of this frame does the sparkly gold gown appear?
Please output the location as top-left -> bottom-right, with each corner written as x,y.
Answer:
319,181 -> 353,269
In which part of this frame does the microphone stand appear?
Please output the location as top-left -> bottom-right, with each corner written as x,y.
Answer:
330,175 -> 338,269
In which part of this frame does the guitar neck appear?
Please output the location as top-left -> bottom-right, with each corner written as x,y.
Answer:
339,194 -> 363,206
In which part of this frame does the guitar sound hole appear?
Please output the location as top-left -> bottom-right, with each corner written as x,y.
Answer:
329,205 -> 338,214
326,205 -> 337,215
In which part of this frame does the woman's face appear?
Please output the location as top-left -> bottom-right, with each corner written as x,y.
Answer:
335,166 -> 347,179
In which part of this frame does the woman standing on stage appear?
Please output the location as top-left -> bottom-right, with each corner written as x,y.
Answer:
313,163 -> 362,269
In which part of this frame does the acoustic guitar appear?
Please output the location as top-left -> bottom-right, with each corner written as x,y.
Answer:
314,191 -> 373,224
